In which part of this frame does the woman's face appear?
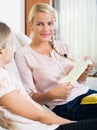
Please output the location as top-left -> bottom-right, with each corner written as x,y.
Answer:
31,12 -> 55,42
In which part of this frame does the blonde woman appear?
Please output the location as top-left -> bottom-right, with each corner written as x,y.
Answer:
15,3 -> 97,121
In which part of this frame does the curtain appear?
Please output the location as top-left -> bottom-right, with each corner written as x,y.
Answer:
55,0 -> 97,68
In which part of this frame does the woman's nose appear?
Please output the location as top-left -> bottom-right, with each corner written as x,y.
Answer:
42,25 -> 49,31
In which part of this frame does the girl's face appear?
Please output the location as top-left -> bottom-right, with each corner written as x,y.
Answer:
31,12 -> 55,43
2,33 -> 14,65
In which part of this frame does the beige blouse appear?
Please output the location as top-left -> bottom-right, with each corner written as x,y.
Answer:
15,41 -> 89,109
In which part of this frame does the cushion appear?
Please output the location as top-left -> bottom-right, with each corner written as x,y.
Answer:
6,32 -> 31,82
0,126 -> 7,130
80,94 -> 97,105
6,58 -> 21,82
14,32 -> 31,47
13,33 -> 21,53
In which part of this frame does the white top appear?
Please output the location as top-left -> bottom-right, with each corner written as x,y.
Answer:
0,68 -> 59,130
15,41 -> 89,109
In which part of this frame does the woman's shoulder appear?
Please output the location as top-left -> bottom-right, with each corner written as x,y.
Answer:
15,45 -> 31,58
54,40 -> 73,57
55,40 -> 70,53
55,40 -> 69,47
16,45 -> 30,54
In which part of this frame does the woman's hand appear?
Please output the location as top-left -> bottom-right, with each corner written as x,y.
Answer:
49,83 -> 73,100
32,83 -> 73,105
84,56 -> 94,73
78,56 -> 94,83
84,63 -> 94,74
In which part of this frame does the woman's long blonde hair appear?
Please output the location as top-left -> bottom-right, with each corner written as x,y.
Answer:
28,3 -> 57,23
28,3 -> 57,39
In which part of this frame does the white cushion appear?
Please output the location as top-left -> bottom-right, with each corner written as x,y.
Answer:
6,32 -> 31,81
6,58 -> 21,82
14,32 -> 31,47
13,33 -> 21,53
0,126 -> 7,130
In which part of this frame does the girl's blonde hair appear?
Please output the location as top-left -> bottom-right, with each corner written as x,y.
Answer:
0,111 -> 15,130
0,22 -> 15,130
0,22 -> 11,49
28,3 -> 57,23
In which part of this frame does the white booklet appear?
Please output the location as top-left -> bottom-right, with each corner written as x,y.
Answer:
60,58 -> 92,84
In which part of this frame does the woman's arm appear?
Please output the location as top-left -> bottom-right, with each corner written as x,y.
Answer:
78,63 -> 94,83
32,83 -> 73,105
0,90 -> 72,125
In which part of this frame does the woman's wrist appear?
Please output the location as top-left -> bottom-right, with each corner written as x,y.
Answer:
78,79 -> 86,84
47,89 -> 59,100
84,70 -> 90,74
46,90 -> 56,100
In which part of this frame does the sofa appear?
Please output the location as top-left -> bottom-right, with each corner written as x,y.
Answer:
6,32 -> 31,81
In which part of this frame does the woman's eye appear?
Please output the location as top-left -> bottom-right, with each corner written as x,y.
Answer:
36,22 -> 55,26
48,22 -> 54,26
37,23 -> 43,26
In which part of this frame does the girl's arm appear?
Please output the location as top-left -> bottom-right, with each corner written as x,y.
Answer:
0,90 -> 72,125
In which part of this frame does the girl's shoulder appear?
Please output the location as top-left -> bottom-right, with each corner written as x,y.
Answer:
0,68 -> 9,79
0,68 -> 15,98
0,68 -> 14,84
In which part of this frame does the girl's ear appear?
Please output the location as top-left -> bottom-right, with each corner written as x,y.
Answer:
0,48 -> 3,58
0,48 -> 2,55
